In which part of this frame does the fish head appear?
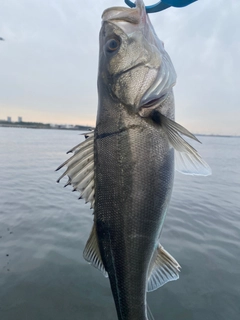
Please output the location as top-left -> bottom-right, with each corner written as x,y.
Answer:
99,0 -> 177,113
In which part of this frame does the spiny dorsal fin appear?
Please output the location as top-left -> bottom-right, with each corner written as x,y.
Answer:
83,223 -> 108,277
56,131 -> 95,208
147,244 -> 181,292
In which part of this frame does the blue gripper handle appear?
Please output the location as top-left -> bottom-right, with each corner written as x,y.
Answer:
124,0 -> 197,13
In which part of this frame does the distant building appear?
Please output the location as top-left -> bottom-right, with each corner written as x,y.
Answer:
18,117 -> 22,122
7,117 -> 11,122
66,124 -> 74,129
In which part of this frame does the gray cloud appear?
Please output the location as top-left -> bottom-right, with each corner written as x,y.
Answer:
0,0 -> 239,133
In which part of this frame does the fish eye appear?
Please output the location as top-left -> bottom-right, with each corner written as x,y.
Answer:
105,38 -> 120,53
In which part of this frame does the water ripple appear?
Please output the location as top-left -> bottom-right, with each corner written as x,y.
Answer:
0,128 -> 240,320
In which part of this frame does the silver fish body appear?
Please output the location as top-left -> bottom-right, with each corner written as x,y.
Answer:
57,1 -> 211,319
95,99 -> 174,320
94,5 -> 176,318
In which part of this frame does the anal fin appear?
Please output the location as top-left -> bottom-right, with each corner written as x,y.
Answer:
147,244 -> 181,292
147,304 -> 155,320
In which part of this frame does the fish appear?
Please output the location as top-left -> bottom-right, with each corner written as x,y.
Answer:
56,0 -> 211,319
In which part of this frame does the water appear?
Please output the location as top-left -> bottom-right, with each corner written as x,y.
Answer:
0,127 -> 239,320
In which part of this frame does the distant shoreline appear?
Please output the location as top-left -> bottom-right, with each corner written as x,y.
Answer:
0,122 -> 93,131
0,122 -> 239,137
196,134 -> 239,138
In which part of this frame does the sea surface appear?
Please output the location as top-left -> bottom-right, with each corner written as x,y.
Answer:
0,127 -> 239,320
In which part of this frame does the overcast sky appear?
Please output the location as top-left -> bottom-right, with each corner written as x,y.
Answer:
0,0 -> 239,134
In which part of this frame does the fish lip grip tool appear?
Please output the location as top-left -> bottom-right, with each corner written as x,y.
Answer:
124,0 -> 197,13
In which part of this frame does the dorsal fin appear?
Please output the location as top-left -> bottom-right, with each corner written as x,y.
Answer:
56,131 -> 95,208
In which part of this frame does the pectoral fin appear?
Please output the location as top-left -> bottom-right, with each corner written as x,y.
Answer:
56,131 -> 95,208
151,111 -> 212,176
147,244 -> 181,292
83,223 -> 108,277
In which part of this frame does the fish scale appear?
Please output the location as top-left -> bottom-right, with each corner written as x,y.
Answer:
94,100 -> 174,319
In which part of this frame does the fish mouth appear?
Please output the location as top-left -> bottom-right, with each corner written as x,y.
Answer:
102,1 -> 146,32
102,7 -> 141,25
